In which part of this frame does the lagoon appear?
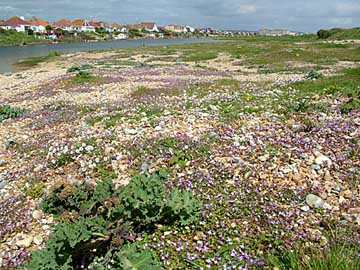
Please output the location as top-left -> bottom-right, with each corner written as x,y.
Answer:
0,38 -> 214,73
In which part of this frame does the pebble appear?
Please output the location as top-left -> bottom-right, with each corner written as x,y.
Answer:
32,210 -> 42,220
314,155 -> 332,166
33,235 -> 43,246
33,164 -> 44,173
306,194 -> 325,209
300,205 -> 310,212
15,234 -> 33,248
125,128 -> 138,135
348,208 -> 360,215
0,179 -> 8,190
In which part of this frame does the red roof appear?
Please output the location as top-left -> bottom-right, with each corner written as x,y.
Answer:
54,19 -> 72,27
88,21 -> 102,27
2,16 -> 32,27
141,22 -> 156,29
31,16 -> 50,27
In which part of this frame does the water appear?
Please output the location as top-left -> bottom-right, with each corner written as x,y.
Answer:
0,38 -> 215,73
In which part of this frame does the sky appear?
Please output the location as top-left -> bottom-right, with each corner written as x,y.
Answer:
0,0 -> 360,32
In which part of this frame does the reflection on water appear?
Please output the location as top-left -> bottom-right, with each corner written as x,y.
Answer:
0,38 -> 214,73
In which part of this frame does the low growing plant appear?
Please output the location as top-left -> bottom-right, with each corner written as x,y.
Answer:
31,171 -> 202,269
0,105 -> 29,122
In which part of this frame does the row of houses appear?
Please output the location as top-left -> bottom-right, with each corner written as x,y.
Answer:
0,16 -> 196,34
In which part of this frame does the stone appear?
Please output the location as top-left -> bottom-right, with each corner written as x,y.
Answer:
348,208 -> 360,215
343,190 -> 353,199
339,196 -> 346,204
319,192 -> 328,200
16,234 -> 33,248
33,164 -> 44,173
324,171 -> 332,181
342,213 -> 353,222
209,131 -> 217,138
314,155 -> 332,166
301,205 -> 310,212
306,194 -> 325,209
0,159 -> 7,166
356,214 -> 360,226
311,164 -> 321,171
154,126 -> 162,131
332,185 -> 342,193
125,128 -> 138,135
32,210 -> 42,220
140,163 -> 149,172
33,235 -> 43,246
0,179 -> 8,190
259,154 -> 269,162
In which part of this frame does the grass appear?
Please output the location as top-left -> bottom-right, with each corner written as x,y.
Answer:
0,28 -> 51,45
15,51 -> 61,68
69,71 -> 103,84
182,52 -> 218,62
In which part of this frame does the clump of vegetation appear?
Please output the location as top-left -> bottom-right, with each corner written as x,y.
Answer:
15,51 -> 60,68
70,71 -> 103,84
24,178 -> 46,199
0,105 -> 29,122
67,64 -> 94,73
340,99 -> 360,114
29,171 -> 201,269
305,70 -> 323,80
317,27 -> 360,40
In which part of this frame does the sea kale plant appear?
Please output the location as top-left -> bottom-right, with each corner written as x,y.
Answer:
0,104 -> 29,122
27,170 -> 201,270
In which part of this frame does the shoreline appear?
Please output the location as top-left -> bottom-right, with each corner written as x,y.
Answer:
0,35 -> 207,48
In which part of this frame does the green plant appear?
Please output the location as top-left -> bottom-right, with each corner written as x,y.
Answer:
340,99 -> 360,113
113,170 -> 201,229
0,105 -> 29,122
305,70 -> 323,80
31,171 -> 200,269
24,178 -> 46,199
55,153 -> 74,167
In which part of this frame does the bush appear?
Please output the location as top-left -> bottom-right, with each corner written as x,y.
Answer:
317,29 -> 331,39
0,105 -> 29,122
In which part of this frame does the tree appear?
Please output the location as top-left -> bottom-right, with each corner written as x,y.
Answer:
45,25 -> 53,31
317,29 -> 330,39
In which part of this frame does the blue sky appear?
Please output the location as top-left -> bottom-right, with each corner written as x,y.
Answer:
0,0 -> 360,32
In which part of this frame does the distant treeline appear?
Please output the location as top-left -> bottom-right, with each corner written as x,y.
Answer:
317,27 -> 360,40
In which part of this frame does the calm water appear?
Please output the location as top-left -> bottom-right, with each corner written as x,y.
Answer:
0,38 -> 215,73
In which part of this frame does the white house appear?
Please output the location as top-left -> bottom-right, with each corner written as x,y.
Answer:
0,16 -> 32,32
141,22 -> 159,32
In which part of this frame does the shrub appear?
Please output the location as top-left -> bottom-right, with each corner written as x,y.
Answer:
0,105 -> 29,122
317,29 -> 331,39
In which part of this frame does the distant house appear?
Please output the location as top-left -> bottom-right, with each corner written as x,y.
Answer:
140,22 -> 159,32
0,16 -> 32,32
258,29 -> 290,36
54,19 -> 72,31
185,25 -> 195,33
71,19 -> 95,32
30,16 -> 50,33
165,24 -> 187,33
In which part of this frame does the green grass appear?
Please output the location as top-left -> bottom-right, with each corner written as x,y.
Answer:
182,52 -> 218,62
15,51 -> 61,68
318,27 -> 360,40
0,28 -> 51,45
69,71 -> 103,84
